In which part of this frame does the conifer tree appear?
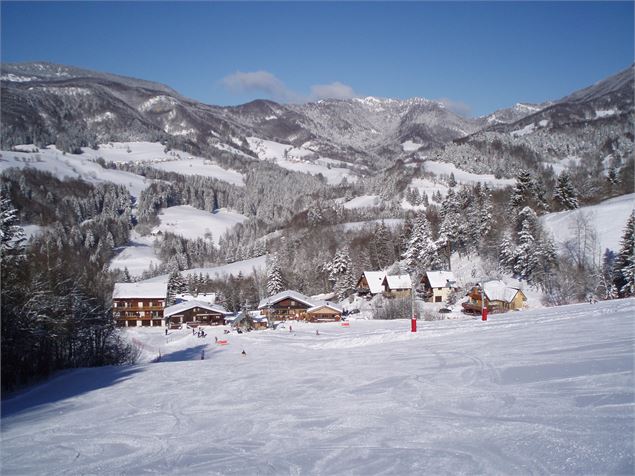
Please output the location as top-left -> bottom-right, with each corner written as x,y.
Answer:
553,172 -> 579,210
330,248 -> 355,301
167,271 -> 187,305
266,253 -> 285,296
613,211 -> 635,297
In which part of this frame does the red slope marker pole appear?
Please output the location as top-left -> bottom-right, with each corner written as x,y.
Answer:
411,315 -> 417,332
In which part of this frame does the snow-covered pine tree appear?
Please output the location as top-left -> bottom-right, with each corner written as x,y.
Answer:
613,211 -> 635,297
266,253 -> 285,296
510,170 -> 549,214
167,271 -> 187,305
373,221 -> 394,269
330,248 -> 355,301
402,214 -> 428,272
553,172 -> 579,210
0,194 -> 26,262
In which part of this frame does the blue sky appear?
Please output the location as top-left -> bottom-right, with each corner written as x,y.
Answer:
2,1 -> 633,116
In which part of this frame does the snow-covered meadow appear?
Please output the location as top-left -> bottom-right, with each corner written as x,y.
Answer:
152,206 -> 247,245
2,299 -> 633,474
0,141 -> 245,195
542,193 -> 635,253
246,137 -> 357,184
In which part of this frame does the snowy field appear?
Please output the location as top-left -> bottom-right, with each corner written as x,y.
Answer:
343,195 -> 380,209
2,299 -> 633,475
152,206 -> 247,244
142,255 -> 267,284
109,231 -> 162,277
542,193 -> 635,253
246,137 -> 357,185
0,142 -> 245,194
147,158 -> 244,186
0,145 -> 152,197
423,161 -> 516,188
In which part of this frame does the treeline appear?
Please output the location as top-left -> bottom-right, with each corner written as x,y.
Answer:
1,194 -> 137,392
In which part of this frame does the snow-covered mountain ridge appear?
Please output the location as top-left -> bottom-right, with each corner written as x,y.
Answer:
5,61 -> 631,175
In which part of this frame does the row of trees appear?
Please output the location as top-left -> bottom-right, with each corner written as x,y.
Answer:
1,194 -> 137,391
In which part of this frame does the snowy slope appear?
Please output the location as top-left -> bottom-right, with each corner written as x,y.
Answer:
246,137 -> 357,184
108,231 -> 162,277
148,158 -> 244,185
0,145 -> 152,197
2,299 -> 633,474
152,206 -> 247,244
141,255 -> 267,284
423,161 -> 516,188
343,195 -> 380,209
542,193 -> 635,253
0,142 -> 245,195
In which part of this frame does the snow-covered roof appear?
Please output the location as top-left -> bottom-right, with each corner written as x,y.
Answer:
163,300 -> 230,318
258,290 -> 316,310
307,302 -> 343,314
483,280 -> 522,303
175,292 -> 216,305
113,282 -> 168,299
426,271 -> 457,289
383,275 -> 412,290
359,271 -> 387,294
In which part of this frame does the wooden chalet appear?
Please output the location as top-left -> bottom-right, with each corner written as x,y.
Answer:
382,275 -> 412,299
306,303 -> 343,322
163,300 -> 230,327
258,290 -> 316,321
420,271 -> 458,303
112,282 -> 167,327
356,271 -> 386,296
462,280 -> 527,314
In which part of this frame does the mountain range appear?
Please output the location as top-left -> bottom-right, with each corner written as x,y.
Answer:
1,62 -> 633,175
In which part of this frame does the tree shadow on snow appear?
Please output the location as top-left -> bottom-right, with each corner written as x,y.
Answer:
1,365 -> 143,419
159,344 -> 219,363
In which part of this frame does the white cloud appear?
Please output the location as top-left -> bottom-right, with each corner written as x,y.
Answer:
221,70 -> 300,102
437,97 -> 472,117
309,81 -> 358,101
221,71 -> 357,103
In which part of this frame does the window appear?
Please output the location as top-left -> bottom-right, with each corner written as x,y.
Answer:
138,301 -> 143,307
435,296 -> 442,303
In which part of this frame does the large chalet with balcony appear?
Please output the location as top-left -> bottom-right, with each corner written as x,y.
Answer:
258,290 -> 342,322
112,282 -> 168,327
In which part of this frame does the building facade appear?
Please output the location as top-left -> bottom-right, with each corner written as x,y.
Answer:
112,282 -> 168,327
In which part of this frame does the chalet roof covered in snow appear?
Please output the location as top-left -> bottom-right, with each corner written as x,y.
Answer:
175,292 -> 216,305
383,274 -> 412,290
426,271 -> 458,289
359,271 -> 387,294
163,300 -> 230,318
307,302 -> 343,314
113,282 -> 168,299
258,290 -> 315,309
483,280 -> 522,303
